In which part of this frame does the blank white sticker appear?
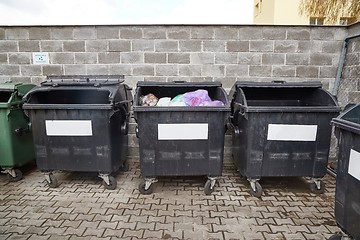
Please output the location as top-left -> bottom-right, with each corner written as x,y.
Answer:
45,120 -> 93,136
349,149 -> 360,181
267,124 -> 317,141
158,123 -> 208,140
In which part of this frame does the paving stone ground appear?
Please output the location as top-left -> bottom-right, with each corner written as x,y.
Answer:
0,159 -> 339,240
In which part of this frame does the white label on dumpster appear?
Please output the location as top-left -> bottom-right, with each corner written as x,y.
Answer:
267,124 -> 317,141
45,120 -> 93,136
158,123 -> 208,140
349,149 -> 360,181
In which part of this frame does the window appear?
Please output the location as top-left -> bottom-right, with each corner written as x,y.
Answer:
339,17 -> 357,25
255,3 -> 260,16
254,0 -> 262,16
310,17 -> 325,25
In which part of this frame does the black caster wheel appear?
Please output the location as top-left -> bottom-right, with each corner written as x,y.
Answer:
121,161 -> 129,172
204,180 -> 215,195
7,169 -> 23,182
47,174 -> 59,188
250,182 -> 263,198
310,180 -> 325,194
103,176 -> 117,190
328,234 -> 342,240
139,180 -> 154,195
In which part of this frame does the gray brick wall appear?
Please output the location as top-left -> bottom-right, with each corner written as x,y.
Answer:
0,23 -> 358,161
0,25 -> 351,88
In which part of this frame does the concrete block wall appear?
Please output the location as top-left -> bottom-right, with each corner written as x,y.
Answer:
0,24 -> 357,161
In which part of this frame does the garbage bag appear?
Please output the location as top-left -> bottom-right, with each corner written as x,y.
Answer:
140,93 -> 158,106
171,94 -> 184,103
156,97 -> 171,106
183,89 -> 211,106
169,94 -> 186,106
199,100 -> 225,106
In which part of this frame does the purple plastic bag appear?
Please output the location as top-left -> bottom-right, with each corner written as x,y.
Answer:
199,100 -> 225,106
183,89 -> 212,106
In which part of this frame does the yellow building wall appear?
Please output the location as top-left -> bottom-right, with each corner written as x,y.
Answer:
254,0 -> 359,25
273,0 -> 308,25
253,0 -> 275,24
254,0 -> 308,25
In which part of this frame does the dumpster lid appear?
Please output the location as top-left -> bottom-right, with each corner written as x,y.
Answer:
333,104 -> 360,125
136,81 -> 222,87
41,75 -> 125,87
0,82 -> 20,91
234,81 -> 322,88
0,82 -> 35,96
332,104 -> 360,134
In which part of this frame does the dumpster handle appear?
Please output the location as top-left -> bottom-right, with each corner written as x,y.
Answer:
173,81 -> 186,84
272,80 -> 286,84
125,85 -> 133,91
233,102 -> 248,120
227,122 -> 240,136
120,121 -> 129,135
114,100 -> 132,109
135,126 -> 139,138
115,99 -> 132,105
14,125 -> 30,136
239,108 -> 246,116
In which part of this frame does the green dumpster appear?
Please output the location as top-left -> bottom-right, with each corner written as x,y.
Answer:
0,82 -> 35,181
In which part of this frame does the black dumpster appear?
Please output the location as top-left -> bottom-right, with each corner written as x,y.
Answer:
229,81 -> 340,197
330,104 -> 360,240
23,75 -> 132,190
133,81 -> 230,195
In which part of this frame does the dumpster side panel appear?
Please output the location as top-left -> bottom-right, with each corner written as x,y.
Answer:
0,108 -> 34,168
231,115 -> 249,177
8,109 -> 35,166
334,128 -> 360,239
235,111 -> 335,178
110,109 -> 128,170
137,110 -> 227,177
0,109 -> 15,166
29,108 -> 121,173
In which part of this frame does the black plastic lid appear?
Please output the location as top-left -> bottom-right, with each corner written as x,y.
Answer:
235,80 -> 322,88
332,104 -> 360,135
41,75 -> 125,87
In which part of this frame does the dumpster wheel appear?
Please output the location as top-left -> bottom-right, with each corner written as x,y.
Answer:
45,173 -> 59,188
139,180 -> 155,195
6,169 -> 23,182
249,181 -> 262,198
121,161 -> 129,172
328,233 -> 342,240
204,178 -> 216,195
103,176 -> 117,190
310,180 -> 325,194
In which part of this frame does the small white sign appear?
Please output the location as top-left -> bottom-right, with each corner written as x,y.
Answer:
349,149 -> 360,181
32,52 -> 49,64
267,124 -> 318,141
158,123 -> 208,140
45,120 -> 93,136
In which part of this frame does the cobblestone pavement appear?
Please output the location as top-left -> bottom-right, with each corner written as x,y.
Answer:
0,159 -> 338,240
